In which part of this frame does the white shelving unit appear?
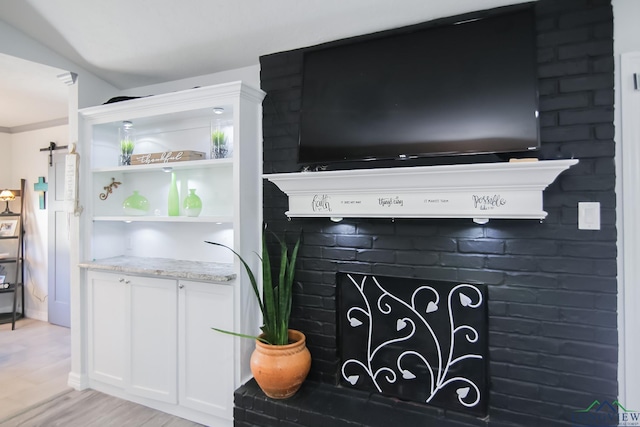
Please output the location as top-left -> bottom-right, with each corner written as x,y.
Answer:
72,81 -> 265,427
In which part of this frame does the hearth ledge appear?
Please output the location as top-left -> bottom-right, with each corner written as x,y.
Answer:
264,159 -> 578,220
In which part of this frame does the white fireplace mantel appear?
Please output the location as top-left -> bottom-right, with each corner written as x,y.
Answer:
264,159 -> 579,220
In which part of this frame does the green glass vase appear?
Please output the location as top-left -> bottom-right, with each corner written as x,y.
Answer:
168,172 -> 180,216
183,189 -> 202,217
122,191 -> 149,216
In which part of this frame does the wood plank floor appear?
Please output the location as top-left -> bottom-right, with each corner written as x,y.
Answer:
0,318 -> 72,421
0,389 -> 204,427
0,318 -> 203,426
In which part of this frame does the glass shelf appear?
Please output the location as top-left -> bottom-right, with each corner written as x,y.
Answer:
92,215 -> 233,223
92,158 -> 233,174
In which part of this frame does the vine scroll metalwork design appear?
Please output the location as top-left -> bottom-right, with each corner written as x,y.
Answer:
338,273 -> 487,416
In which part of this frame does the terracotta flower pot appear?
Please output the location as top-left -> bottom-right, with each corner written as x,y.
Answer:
250,329 -> 311,399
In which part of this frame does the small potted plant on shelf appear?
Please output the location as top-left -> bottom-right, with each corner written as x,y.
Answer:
210,129 -> 228,158
206,230 -> 310,399
120,139 -> 135,166
119,120 -> 136,166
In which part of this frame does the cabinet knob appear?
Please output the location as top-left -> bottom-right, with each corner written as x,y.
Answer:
119,278 -> 125,283
124,280 -> 131,284
178,284 -> 184,289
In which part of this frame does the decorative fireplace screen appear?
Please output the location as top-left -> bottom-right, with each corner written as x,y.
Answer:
337,273 -> 488,416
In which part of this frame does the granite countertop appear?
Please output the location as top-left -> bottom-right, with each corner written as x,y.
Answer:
79,256 -> 236,283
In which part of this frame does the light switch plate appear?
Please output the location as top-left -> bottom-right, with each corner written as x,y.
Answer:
578,202 -> 600,230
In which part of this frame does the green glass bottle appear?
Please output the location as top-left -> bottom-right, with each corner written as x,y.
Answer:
168,172 -> 180,216
183,189 -> 202,217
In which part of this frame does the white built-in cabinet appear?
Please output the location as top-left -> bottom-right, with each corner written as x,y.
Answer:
87,271 -> 234,419
126,274 -> 178,404
75,81 -> 265,427
87,272 -> 178,403
178,279 -> 234,416
87,271 -> 127,388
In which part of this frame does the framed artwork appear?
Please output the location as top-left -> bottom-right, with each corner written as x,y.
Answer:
0,219 -> 17,237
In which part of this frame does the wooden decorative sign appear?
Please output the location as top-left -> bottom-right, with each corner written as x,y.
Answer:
131,150 -> 205,165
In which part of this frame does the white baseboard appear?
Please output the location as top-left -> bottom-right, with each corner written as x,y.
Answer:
67,372 -> 88,390
25,309 -> 47,322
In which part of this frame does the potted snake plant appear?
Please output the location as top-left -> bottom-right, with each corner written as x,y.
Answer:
206,231 -> 310,399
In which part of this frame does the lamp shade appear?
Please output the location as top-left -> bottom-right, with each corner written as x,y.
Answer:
0,190 -> 15,214
0,190 -> 15,202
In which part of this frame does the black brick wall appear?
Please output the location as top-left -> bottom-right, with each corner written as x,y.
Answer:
238,0 -> 617,425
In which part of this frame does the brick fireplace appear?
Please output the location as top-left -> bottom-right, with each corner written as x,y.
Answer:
235,0 -> 617,426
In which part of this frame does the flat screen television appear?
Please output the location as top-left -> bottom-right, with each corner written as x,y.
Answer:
298,5 -> 539,166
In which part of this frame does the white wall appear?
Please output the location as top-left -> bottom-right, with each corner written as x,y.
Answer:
0,132 -> 13,315
1,17 -> 114,323
0,19 -> 117,109
614,0 -> 640,53
0,132 -> 14,314
613,0 -> 640,410
118,64 -> 260,98
0,132 -> 11,184
0,125 -> 68,320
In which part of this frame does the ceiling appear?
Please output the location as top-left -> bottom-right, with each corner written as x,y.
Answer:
0,0 -> 530,130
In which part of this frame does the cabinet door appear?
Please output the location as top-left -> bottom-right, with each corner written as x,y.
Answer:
178,280 -> 234,419
126,276 -> 178,404
87,271 -> 126,387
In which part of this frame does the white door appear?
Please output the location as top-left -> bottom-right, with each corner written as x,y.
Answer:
179,280 -> 234,419
126,275 -> 178,404
48,151 -> 70,327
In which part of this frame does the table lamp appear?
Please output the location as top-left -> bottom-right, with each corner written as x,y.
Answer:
0,190 -> 15,214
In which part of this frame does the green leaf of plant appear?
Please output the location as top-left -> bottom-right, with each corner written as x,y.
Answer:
261,237 -> 277,343
208,230 -> 301,347
205,241 -> 264,317
283,237 -> 300,327
211,327 -> 270,344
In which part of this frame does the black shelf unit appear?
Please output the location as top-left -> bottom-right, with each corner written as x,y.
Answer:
0,179 -> 25,330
